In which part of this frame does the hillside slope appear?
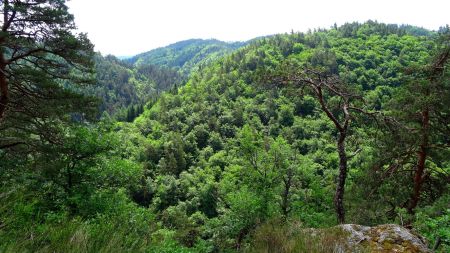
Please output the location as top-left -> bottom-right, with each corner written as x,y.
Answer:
92,54 -> 183,117
94,39 -> 246,117
127,39 -> 247,76
124,21 -> 447,251
2,22 -> 448,253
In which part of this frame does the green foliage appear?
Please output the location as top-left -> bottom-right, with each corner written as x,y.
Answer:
93,54 -> 183,117
279,104 -> 295,126
2,21 -> 448,252
0,187 -> 161,253
118,22 -> 444,250
414,195 -> 450,252
0,0 -> 97,157
128,39 -> 247,76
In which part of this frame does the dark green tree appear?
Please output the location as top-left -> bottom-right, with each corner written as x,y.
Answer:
406,40 -> 449,214
0,0 -> 95,149
127,105 -> 136,122
278,104 -> 295,126
274,67 -> 365,224
380,35 -> 450,215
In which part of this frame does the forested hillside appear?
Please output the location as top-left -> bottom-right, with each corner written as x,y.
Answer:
93,39 -> 245,120
0,1 -> 448,251
121,22 -> 449,250
128,39 -> 247,76
92,54 -> 183,119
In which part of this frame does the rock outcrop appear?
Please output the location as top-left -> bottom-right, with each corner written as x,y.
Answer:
339,224 -> 430,253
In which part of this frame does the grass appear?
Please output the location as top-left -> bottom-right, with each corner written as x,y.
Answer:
245,219 -> 367,253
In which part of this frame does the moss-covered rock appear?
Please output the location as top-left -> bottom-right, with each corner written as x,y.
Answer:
340,224 -> 430,253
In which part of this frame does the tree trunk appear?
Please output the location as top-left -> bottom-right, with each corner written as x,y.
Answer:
236,226 -> 250,250
407,109 -> 429,214
0,52 -> 8,121
67,162 -> 75,194
334,131 -> 348,224
281,170 -> 293,218
0,1 -> 9,121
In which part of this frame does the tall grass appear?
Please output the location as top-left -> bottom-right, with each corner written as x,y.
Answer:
245,219 -> 366,253
0,187 -> 198,253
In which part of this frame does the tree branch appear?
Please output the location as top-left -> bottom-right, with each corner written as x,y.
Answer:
6,48 -> 51,64
0,140 -> 26,149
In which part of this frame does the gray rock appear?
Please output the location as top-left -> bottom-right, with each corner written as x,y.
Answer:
338,224 -> 430,253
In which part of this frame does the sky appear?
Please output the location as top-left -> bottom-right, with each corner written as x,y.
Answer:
67,0 -> 450,57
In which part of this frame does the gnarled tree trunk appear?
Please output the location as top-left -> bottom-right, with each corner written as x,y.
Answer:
335,131 -> 348,224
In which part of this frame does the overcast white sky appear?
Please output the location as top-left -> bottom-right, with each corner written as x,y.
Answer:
67,0 -> 450,56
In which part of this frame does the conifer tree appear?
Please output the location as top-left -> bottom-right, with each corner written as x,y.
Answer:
0,0 -> 95,149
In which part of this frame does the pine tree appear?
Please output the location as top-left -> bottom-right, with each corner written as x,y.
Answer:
0,0 -> 95,149
273,66 -> 367,224
382,34 -> 450,214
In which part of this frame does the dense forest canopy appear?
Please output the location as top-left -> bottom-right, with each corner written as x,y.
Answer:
94,39 -> 246,120
127,39 -> 247,76
0,1 -> 449,252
